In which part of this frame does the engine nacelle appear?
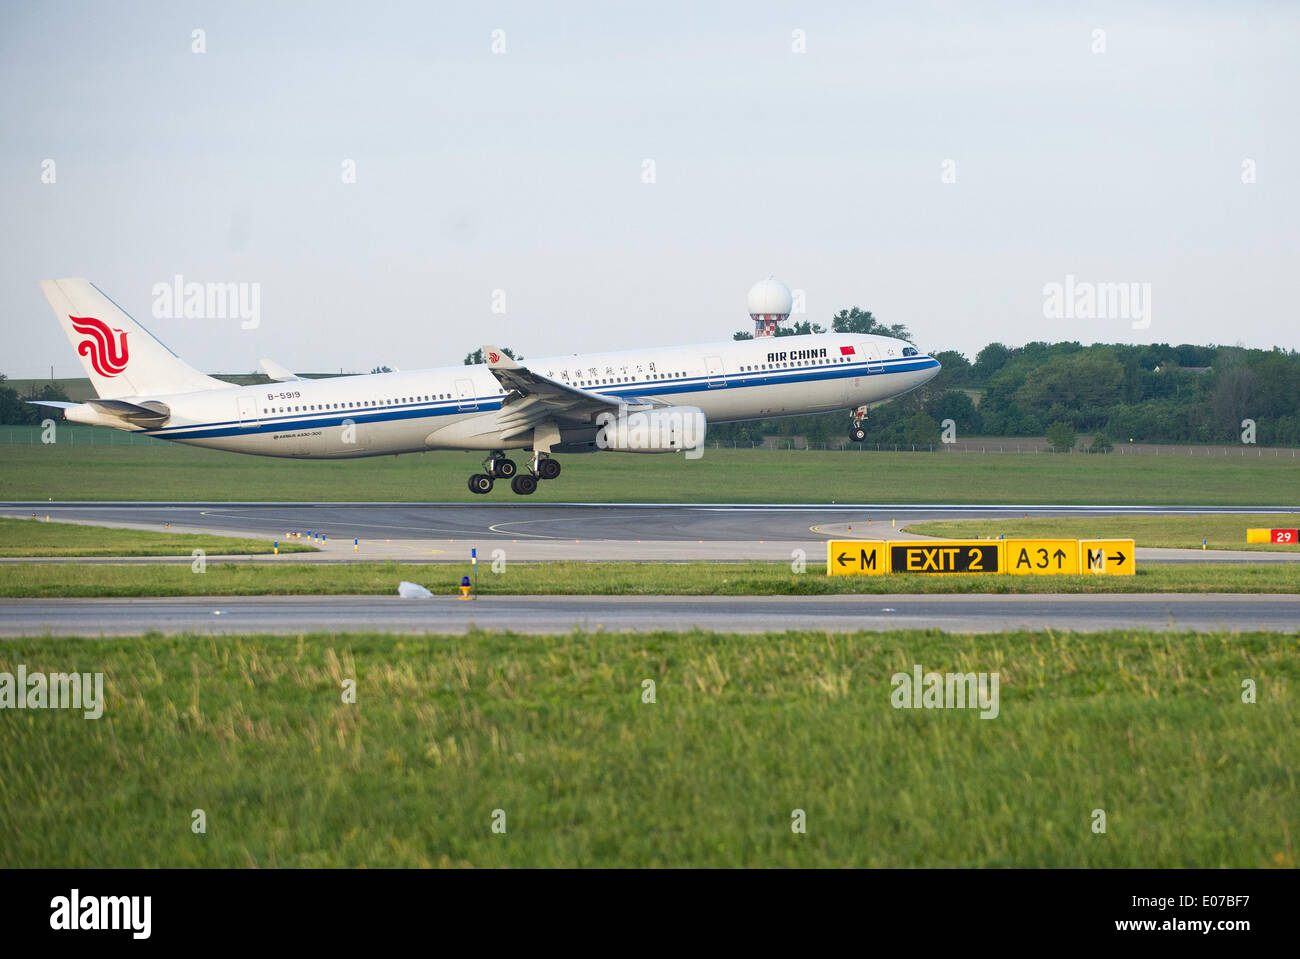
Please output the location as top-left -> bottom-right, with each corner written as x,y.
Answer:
595,406 -> 706,456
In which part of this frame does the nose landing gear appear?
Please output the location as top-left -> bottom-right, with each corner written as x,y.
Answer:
848,406 -> 868,443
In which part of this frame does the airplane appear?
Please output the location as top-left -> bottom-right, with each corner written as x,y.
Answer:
35,278 -> 941,494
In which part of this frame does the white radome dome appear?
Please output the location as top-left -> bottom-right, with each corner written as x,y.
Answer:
747,277 -> 793,318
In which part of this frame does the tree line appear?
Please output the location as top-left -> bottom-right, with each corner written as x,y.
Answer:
0,375 -> 69,425
712,312 -> 1300,449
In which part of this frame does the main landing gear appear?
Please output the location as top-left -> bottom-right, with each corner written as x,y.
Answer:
467,452 -> 515,495
537,456 -> 561,480
468,451 -> 560,495
848,406 -> 868,443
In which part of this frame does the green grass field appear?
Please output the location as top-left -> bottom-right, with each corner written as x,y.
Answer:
3,560 -> 1300,597
1,442 -> 1298,504
0,516 -> 314,557
909,514 -> 1300,552
2,629 -> 1294,867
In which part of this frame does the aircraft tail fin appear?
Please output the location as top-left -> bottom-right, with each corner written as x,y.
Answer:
39,278 -> 227,399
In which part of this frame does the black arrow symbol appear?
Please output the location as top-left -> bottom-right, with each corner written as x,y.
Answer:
837,552 -> 852,566
1052,548 -> 1067,565
1108,552 -> 1126,565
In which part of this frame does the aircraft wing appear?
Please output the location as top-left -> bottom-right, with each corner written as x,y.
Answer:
481,345 -> 659,441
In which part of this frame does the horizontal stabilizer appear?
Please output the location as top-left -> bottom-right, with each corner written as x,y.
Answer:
88,398 -> 170,418
29,397 -> 170,427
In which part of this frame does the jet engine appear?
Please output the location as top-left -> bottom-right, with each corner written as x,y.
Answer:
594,406 -> 706,454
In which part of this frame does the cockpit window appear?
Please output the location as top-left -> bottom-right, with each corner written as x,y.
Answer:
902,346 -> 918,356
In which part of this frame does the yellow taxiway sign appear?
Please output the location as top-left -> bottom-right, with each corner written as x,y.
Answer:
825,538 -> 1137,576
889,540 -> 1003,575
1006,539 -> 1080,575
826,541 -> 888,575
1078,539 -> 1136,576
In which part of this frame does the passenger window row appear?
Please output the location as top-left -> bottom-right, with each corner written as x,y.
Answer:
261,393 -> 454,416
255,353 -> 879,416
737,356 -> 855,372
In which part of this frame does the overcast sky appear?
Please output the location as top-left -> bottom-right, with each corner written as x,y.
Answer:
2,0 -> 1297,378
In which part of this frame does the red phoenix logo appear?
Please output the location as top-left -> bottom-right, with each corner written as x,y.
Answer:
70,315 -> 130,377
487,351 -> 500,364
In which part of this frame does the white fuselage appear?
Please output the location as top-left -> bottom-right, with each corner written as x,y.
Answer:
65,332 -> 940,457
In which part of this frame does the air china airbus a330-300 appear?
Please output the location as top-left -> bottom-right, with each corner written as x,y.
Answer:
36,278 -> 940,494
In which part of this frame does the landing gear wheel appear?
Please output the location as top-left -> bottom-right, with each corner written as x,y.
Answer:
538,458 -> 561,480
511,473 -> 538,495
469,473 -> 494,494
483,452 -> 517,479
849,425 -> 867,443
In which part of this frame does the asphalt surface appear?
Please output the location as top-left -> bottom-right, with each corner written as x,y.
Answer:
3,502 -> 1297,636
6,500 -> 1300,540
3,593 -> 1299,636
2,501 -> 1298,563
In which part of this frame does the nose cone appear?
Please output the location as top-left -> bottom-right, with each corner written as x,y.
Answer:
925,355 -> 942,382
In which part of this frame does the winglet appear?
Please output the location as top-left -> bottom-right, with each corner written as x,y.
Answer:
259,358 -> 302,382
482,346 -> 521,369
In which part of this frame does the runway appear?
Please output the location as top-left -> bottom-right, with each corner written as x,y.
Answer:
3,593 -> 1298,636
4,502 -> 1297,636
3,501 -> 1298,563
